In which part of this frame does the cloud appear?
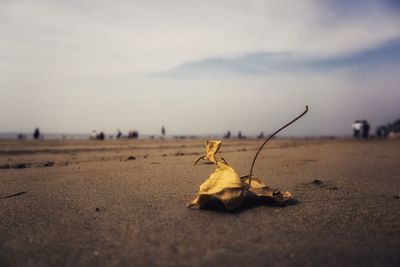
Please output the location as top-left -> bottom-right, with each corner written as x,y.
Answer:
164,38 -> 400,76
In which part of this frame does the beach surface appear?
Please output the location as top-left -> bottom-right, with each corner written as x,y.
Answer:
1,138 -> 399,266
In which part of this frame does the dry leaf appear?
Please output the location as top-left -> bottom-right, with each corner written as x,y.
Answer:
189,106 -> 308,211
189,140 -> 293,211
188,160 -> 244,210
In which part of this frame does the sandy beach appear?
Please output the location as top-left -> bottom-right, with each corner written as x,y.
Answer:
0,138 -> 399,266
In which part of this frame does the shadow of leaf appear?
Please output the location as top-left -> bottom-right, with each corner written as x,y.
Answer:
196,195 -> 299,214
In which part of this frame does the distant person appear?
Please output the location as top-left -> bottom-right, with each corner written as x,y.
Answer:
90,130 -> 97,140
116,129 -> 122,139
238,131 -> 243,139
161,126 -> 166,137
352,121 -> 362,138
97,132 -> 105,140
362,120 -> 370,139
33,128 -> 40,140
224,131 -> 231,139
257,131 -> 264,139
127,130 -> 139,139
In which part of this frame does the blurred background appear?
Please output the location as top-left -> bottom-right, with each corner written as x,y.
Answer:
1,0 -> 399,138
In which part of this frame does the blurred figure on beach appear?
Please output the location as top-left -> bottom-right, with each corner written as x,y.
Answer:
97,132 -> 105,140
116,129 -> 122,139
224,131 -> 231,139
33,128 -> 40,140
90,130 -> 97,140
238,131 -> 246,139
257,131 -> 265,139
128,130 -> 139,139
352,121 -> 362,138
362,120 -> 370,139
352,120 -> 370,139
90,130 -> 105,140
161,126 -> 166,137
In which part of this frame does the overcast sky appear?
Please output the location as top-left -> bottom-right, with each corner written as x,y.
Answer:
1,0 -> 399,136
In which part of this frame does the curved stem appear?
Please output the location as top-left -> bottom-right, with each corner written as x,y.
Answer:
193,155 -> 205,166
248,105 -> 309,186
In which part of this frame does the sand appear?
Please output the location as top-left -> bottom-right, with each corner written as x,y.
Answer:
0,138 -> 399,266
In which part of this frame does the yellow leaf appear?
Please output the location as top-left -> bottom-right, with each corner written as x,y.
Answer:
189,105 -> 308,211
189,140 -> 293,211
189,161 -> 244,211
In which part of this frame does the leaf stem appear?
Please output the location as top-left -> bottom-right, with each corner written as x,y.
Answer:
248,105 -> 309,186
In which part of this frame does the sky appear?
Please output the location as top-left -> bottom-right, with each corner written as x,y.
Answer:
1,0 -> 400,137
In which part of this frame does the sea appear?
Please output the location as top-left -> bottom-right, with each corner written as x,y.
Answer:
0,132 -> 332,141
0,132 -> 217,140
0,132 -> 91,140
